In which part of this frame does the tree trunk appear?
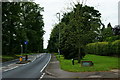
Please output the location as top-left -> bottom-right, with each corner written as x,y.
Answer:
78,47 -> 81,63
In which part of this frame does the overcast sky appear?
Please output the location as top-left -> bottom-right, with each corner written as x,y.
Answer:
34,0 -> 119,49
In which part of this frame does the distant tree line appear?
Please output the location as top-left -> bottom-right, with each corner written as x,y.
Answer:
2,2 -> 44,55
47,3 -> 120,62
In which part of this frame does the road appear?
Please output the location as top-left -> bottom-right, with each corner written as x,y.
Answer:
2,53 -> 41,67
2,53 -> 51,80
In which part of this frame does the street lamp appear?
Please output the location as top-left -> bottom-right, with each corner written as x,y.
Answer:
56,13 -> 60,22
56,12 -> 61,58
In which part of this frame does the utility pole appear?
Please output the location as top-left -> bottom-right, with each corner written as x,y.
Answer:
56,13 -> 61,58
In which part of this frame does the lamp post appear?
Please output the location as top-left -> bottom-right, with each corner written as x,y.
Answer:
56,12 -> 61,58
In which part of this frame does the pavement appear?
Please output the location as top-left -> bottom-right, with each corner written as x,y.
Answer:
43,54 -> 120,79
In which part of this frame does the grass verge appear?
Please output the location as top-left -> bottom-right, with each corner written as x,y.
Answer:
56,54 -> 119,72
1,55 -> 18,62
15,53 -> 34,57
2,53 -> 35,62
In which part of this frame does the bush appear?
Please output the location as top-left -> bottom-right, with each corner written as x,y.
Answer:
86,43 -> 96,54
86,40 -> 120,56
96,42 -> 109,55
112,40 -> 120,56
86,42 -> 109,56
105,35 -> 120,42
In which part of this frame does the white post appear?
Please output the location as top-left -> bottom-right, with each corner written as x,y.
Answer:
21,44 -> 23,56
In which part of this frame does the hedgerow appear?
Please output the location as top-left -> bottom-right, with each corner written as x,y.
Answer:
86,40 -> 120,56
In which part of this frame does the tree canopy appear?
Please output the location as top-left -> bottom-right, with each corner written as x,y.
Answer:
47,3 -> 103,62
2,2 -> 44,55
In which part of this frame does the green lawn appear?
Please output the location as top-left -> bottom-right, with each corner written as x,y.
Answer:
56,54 -> 119,72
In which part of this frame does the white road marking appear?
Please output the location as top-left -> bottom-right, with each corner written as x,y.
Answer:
22,62 -> 30,65
3,53 -> 50,80
88,75 -> 102,78
39,54 -> 51,80
39,73 -> 45,79
7,63 -> 15,66
32,58 -> 36,62
4,66 -> 18,72
40,54 -> 51,72
3,61 -> 31,72
32,54 -> 41,62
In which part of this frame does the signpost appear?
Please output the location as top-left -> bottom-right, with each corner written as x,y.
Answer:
24,41 -> 28,53
24,41 -> 28,61
24,41 -> 28,45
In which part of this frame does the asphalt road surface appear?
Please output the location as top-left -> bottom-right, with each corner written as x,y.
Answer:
2,53 -> 41,67
2,53 -> 51,80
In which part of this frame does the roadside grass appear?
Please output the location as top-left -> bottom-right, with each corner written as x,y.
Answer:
2,53 -> 35,62
2,55 -> 17,62
55,54 -> 119,72
15,53 -> 34,57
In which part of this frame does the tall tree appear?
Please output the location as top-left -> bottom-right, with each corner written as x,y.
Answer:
2,2 -> 44,55
100,23 -> 114,41
48,3 -> 102,63
113,25 -> 120,35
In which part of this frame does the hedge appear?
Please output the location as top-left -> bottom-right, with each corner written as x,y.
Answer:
112,40 -> 120,55
86,40 -> 120,56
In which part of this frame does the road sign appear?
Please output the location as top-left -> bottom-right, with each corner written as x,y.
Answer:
24,41 -> 28,45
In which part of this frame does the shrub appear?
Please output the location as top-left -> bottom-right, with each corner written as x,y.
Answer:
86,40 -> 120,56
94,42 -> 109,56
105,35 -> 120,42
112,40 -> 120,56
